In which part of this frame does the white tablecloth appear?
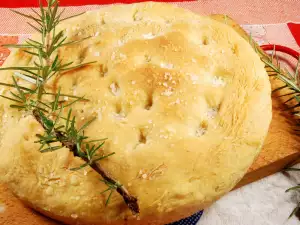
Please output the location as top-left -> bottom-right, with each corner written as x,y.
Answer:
198,166 -> 300,225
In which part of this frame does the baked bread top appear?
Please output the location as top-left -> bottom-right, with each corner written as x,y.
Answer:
0,2 -> 272,225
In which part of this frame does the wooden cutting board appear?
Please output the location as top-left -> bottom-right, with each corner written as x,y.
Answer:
0,15 -> 299,225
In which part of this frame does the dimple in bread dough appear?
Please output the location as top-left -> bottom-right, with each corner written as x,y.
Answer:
0,2 -> 272,225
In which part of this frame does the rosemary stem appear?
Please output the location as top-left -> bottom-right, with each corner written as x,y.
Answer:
90,162 -> 139,215
45,32 -> 51,66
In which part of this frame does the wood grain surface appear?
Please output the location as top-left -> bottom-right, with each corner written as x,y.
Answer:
0,15 -> 299,225
236,83 -> 300,188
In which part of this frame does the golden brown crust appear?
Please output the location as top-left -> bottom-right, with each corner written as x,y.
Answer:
0,2 -> 272,225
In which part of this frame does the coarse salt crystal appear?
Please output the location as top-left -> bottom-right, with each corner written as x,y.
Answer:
94,52 -> 100,57
118,40 -> 124,46
94,31 -> 100,36
212,76 -> 226,87
190,74 -> 199,82
71,214 -> 78,219
161,89 -> 173,96
142,32 -> 156,39
207,108 -> 218,119
131,80 -> 136,85
119,53 -> 127,59
110,83 -> 120,96
0,204 -> 5,213
114,112 -> 126,120
160,62 -> 174,69
142,174 -> 148,179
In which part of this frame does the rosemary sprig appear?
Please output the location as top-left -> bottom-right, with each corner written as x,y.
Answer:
252,41 -> 300,218
34,107 -> 110,162
0,0 -> 139,215
250,38 -> 300,120
263,52 -> 300,116
33,108 -> 138,213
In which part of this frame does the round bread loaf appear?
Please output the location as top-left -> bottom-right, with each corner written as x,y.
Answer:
0,2 -> 271,225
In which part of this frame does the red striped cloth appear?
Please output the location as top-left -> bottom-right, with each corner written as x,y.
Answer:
288,23 -> 300,48
0,1 -> 298,49
0,0 -> 192,8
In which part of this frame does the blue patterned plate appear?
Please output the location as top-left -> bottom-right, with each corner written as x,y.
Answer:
168,211 -> 203,225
